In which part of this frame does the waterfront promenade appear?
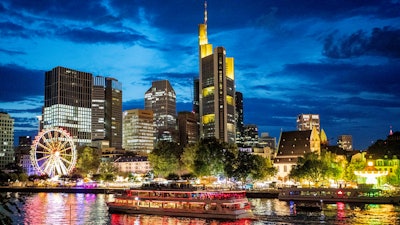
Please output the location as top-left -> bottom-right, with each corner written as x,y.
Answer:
0,186 -> 279,198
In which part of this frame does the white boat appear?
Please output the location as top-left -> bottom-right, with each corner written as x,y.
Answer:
278,187 -> 400,204
107,189 -> 254,220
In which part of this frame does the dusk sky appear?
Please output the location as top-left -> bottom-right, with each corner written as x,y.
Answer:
1,0 -> 400,150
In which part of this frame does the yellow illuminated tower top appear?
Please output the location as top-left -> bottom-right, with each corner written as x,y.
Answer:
199,1 -> 212,57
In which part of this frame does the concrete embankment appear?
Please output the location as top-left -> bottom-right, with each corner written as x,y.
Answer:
0,186 -> 280,198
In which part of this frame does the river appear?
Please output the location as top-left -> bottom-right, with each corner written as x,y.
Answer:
1,192 -> 400,224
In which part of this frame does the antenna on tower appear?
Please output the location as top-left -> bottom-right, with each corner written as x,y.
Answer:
204,0 -> 208,26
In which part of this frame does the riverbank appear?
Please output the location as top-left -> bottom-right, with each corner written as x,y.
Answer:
0,186 -> 279,198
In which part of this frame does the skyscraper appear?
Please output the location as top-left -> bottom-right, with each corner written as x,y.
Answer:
198,2 -> 236,143
0,112 -> 14,169
92,76 -> 123,148
43,66 -> 92,146
43,66 -> 122,147
122,109 -> 154,155
144,80 -> 177,142
177,111 -> 198,147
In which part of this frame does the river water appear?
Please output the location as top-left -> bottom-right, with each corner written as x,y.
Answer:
1,192 -> 400,225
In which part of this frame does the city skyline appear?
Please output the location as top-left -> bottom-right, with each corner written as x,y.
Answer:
1,1 -> 400,149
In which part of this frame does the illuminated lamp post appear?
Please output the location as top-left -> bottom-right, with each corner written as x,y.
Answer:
354,161 -> 388,187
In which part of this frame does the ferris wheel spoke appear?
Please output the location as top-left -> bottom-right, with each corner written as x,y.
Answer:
58,159 -> 69,174
43,133 -> 54,149
37,155 -> 51,161
60,157 -> 72,165
58,140 -> 70,151
60,145 -> 71,152
35,150 -> 51,154
37,142 -> 53,153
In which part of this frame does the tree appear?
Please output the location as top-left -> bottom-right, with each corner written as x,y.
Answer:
98,162 -> 118,181
75,146 -> 101,176
148,141 -> 182,178
290,152 -> 329,186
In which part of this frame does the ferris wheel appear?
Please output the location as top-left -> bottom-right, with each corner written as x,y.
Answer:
30,127 -> 77,177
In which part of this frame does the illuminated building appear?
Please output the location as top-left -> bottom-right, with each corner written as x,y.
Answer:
198,2 -> 236,143
122,109 -> 154,155
114,156 -> 151,174
145,80 -> 177,142
92,76 -> 123,148
274,127 -> 321,181
43,66 -> 92,146
337,134 -> 353,151
177,111 -> 198,147
43,67 -> 122,148
0,112 -> 14,169
297,114 -> 320,132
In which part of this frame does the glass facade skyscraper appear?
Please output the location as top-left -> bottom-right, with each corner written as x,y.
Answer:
43,66 -> 92,146
198,4 -> 236,143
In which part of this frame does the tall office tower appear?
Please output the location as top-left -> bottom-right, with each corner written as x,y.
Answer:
144,80 -> 177,142
177,111 -> 198,147
122,109 -> 154,155
235,92 -> 244,145
297,114 -> 320,133
43,66 -> 92,146
92,76 -> 123,148
0,112 -> 14,169
92,76 -> 106,141
105,78 -> 122,148
198,2 -> 236,143
337,135 -> 353,151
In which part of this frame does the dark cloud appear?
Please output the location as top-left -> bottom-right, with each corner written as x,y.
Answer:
323,27 -> 400,59
0,48 -> 25,55
7,0 -> 110,22
56,27 -> 149,45
142,72 -> 197,86
0,64 -> 44,102
0,21 -> 29,38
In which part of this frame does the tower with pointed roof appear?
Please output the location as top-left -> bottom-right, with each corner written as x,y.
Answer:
198,1 -> 236,143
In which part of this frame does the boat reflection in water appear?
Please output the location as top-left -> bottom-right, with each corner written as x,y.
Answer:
110,214 -> 253,225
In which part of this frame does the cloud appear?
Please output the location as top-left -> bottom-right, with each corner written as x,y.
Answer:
0,48 -> 26,55
323,27 -> 400,58
56,27 -> 149,45
0,64 -> 44,102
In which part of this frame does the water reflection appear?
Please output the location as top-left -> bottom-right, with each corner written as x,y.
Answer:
1,193 -> 400,224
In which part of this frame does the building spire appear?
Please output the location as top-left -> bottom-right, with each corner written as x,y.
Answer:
390,125 -> 393,136
204,0 -> 208,26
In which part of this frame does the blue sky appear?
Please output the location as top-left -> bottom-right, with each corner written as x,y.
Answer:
1,0 -> 400,150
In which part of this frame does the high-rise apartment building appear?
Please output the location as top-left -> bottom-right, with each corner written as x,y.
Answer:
297,114 -> 320,132
0,112 -> 14,169
198,3 -> 236,143
144,80 -> 177,142
177,111 -> 198,147
122,109 -> 154,155
43,66 -> 92,146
